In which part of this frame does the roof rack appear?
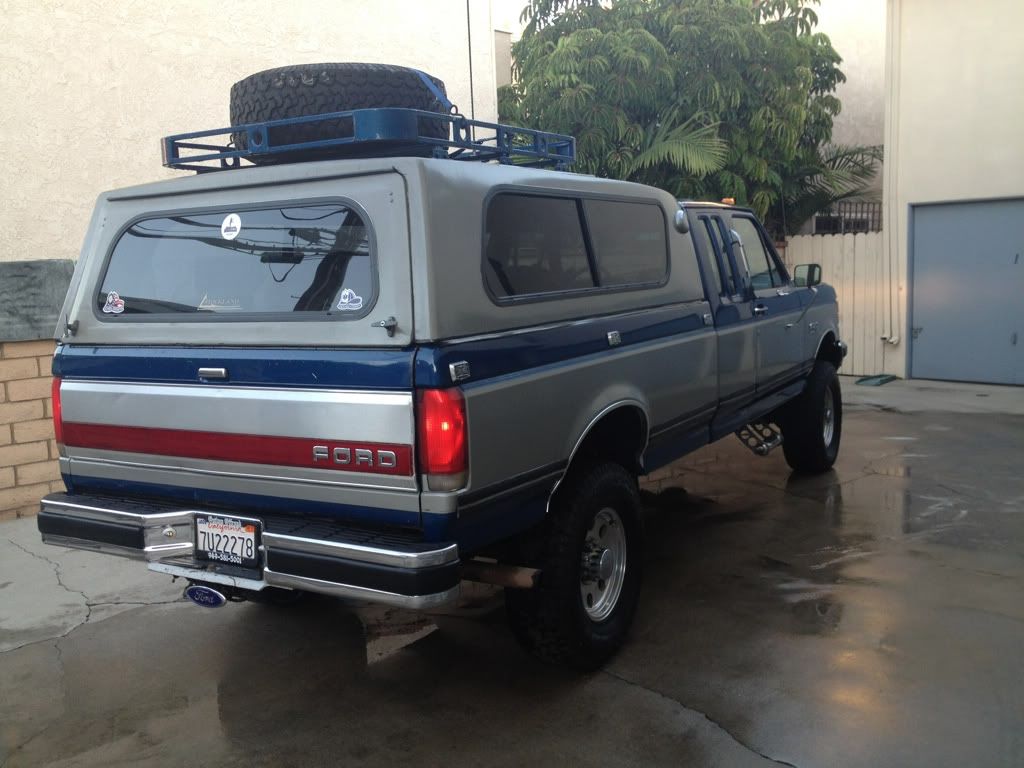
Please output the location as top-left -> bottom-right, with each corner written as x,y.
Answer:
161,108 -> 576,173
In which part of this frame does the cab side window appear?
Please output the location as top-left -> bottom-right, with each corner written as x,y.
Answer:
700,215 -> 739,296
730,216 -> 779,290
690,216 -> 722,296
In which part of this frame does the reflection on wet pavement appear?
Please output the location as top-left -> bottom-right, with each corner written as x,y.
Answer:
1,408 -> 1022,767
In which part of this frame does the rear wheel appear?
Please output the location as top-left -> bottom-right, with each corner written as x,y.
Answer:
781,359 -> 843,473
505,462 -> 643,670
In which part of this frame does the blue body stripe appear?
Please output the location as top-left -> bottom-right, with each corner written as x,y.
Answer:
414,303 -> 705,387
54,345 -> 414,390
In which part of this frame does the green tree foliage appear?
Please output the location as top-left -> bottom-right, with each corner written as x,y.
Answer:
500,0 -> 880,237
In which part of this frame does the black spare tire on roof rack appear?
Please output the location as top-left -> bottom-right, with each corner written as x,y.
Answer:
229,63 -> 451,164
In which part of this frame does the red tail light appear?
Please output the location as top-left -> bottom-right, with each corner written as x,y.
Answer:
51,377 -> 64,444
417,388 -> 467,490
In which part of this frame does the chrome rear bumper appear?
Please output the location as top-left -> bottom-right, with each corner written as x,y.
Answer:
38,493 -> 460,610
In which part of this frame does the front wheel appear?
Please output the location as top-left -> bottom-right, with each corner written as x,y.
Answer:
505,462 -> 643,670
781,359 -> 843,473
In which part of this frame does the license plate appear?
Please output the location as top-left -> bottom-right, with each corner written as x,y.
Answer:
195,515 -> 261,568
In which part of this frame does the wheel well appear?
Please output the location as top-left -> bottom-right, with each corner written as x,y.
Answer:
566,405 -> 647,479
817,331 -> 842,367
493,405 -> 648,559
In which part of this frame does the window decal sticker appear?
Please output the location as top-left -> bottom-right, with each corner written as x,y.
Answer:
102,291 -> 125,314
221,213 -> 242,240
336,288 -> 364,311
198,293 -> 242,311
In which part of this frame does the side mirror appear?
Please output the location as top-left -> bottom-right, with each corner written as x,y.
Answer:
793,263 -> 822,287
673,209 -> 690,234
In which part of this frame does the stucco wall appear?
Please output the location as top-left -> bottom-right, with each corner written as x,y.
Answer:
881,0 -> 1024,377
0,0 -> 497,265
815,0 -> 886,152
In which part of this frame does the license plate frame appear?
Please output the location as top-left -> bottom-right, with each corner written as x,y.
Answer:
194,514 -> 262,569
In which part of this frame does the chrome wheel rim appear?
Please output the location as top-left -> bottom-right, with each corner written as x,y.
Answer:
580,507 -> 627,622
823,386 -> 835,446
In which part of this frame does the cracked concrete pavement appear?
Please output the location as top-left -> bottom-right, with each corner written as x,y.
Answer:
2,382 -> 1023,767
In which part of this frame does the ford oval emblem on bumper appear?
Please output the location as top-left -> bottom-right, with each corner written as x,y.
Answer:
184,584 -> 227,608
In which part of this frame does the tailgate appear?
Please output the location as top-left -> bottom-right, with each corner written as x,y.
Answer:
55,346 -> 420,528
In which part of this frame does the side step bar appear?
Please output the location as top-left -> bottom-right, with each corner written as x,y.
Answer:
38,493 -> 460,610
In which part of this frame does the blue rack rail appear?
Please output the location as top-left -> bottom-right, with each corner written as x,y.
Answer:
162,108 -> 576,172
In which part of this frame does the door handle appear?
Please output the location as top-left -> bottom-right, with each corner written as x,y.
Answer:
753,305 -> 768,316
198,367 -> 227,380
776,289 -> 790,297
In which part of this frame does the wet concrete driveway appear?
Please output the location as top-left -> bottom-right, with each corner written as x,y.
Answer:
2,397 -> 1023,767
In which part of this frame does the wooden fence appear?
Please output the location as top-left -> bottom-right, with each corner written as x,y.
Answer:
783,232 -> 887,377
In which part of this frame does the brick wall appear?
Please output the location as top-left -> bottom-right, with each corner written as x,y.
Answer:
0,339 -> 62,520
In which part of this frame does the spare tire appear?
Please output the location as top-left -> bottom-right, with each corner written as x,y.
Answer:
229,63 -> 450,164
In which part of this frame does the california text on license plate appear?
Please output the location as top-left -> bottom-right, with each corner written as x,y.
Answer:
195,515 -> 260,568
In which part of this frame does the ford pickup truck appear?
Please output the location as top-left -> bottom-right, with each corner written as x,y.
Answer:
38,63 -> 846,668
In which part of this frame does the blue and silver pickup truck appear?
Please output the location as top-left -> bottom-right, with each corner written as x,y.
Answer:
38,64 -> 846,668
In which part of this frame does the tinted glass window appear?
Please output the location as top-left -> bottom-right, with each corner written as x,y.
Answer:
691,217 -> 722,295
583,200 -> 667,287
99,204 -> 374,318
701,215 -> 739,295
731,217 -> 778,290
484,195 -> 594,298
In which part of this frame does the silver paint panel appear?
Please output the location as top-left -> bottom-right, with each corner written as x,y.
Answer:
716,312 -> 757,400
65,455 -> 422,513
401,160 -> 706,341
461,315 -> 717,495
754,295 -> 806,387
65,447 -> 418,491
60,381 -> 414,444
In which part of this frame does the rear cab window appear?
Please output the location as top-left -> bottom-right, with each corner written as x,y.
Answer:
97,202 -> 376,320
483,193 -> 675,302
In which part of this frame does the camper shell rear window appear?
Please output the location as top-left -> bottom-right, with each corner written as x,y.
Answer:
96,202 -> 377,320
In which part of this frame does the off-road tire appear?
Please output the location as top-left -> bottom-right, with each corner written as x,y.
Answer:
505,462 -> 644,670
229,63 -> 449,164
781,359 -> 842,473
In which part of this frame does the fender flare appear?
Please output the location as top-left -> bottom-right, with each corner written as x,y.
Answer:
546,398 -> 649,515
814,326 -> 847,365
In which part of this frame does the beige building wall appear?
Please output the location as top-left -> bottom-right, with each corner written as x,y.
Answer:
815,0 -> 886,151
880,0 -> 1024,377
0,0 -> 498,265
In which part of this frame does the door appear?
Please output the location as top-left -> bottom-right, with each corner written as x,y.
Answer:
728,214 -> 806,390
911,199 -> 1023,385
689,211 -> 757,404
